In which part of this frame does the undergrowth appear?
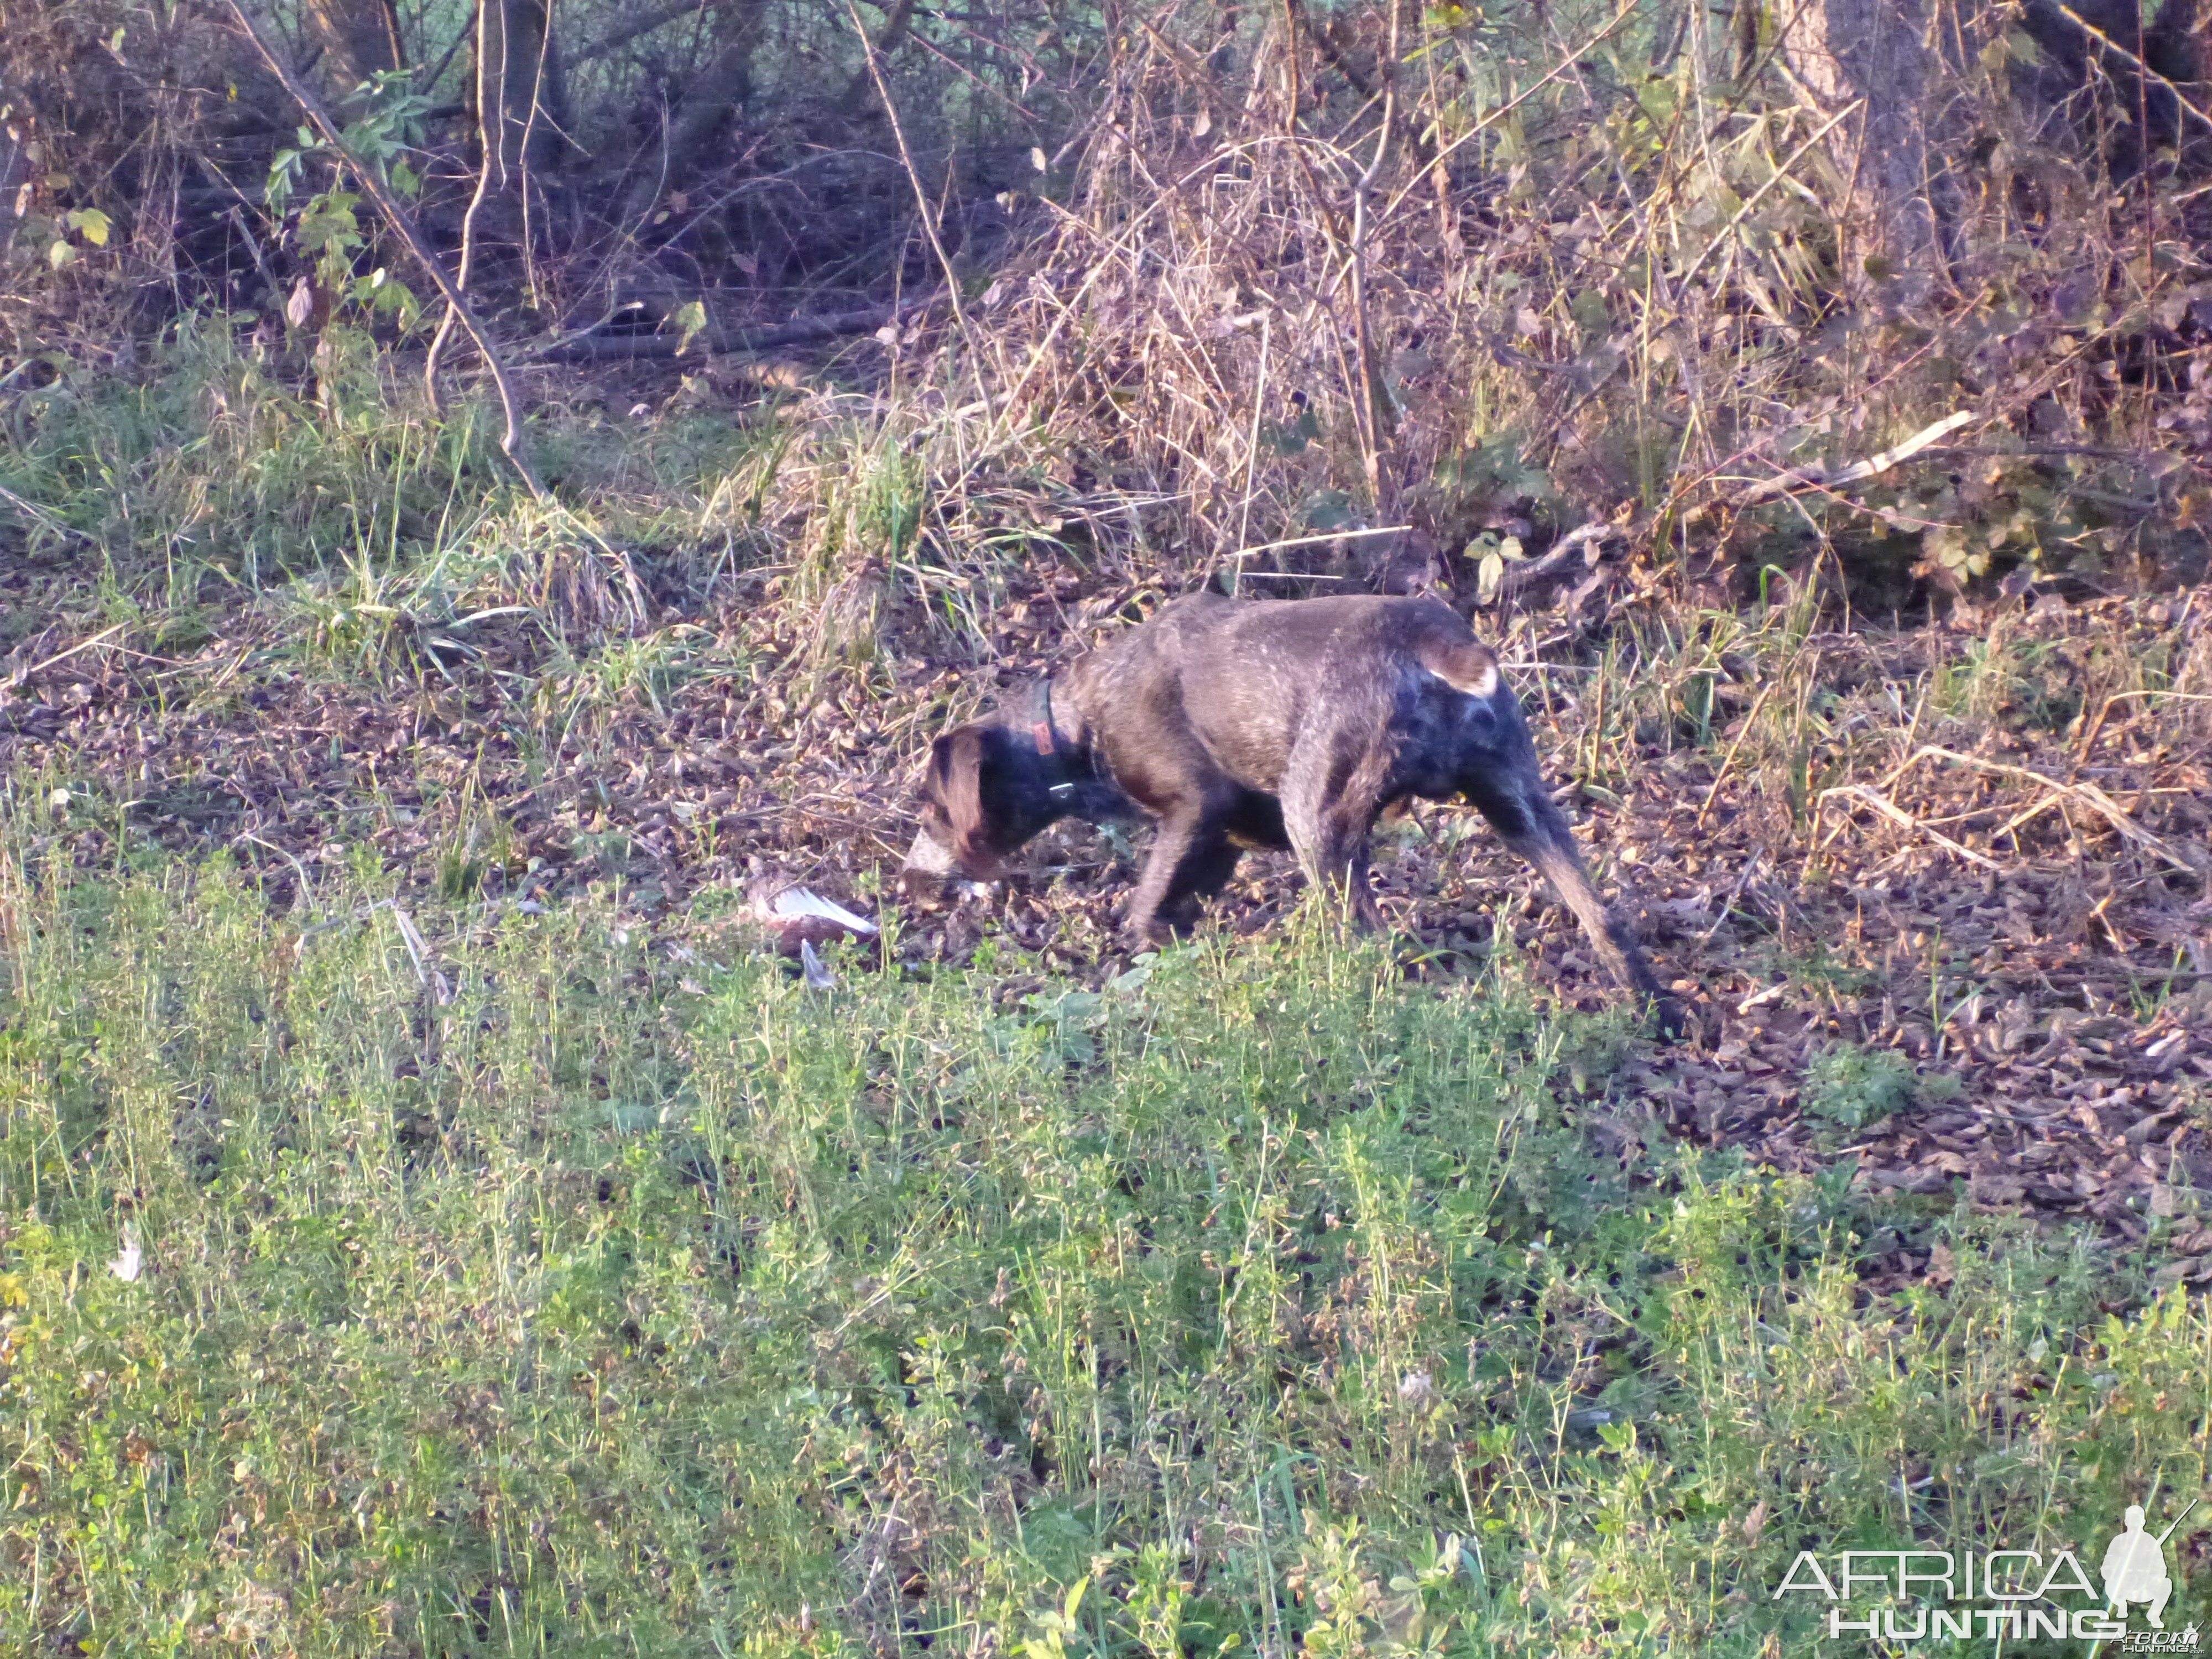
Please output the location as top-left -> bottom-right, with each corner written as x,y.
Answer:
1,853 -> 2206,1656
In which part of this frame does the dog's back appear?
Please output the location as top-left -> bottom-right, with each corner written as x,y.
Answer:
1130,594 -> 1506,792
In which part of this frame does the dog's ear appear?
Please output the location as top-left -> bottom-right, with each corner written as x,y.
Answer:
925,723 -> 1008,875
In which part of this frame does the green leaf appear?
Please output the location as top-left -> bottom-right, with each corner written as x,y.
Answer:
65,208 -> 111,247
296,191 -> 364,256
671,299 -> 709,355
1302,489 -> 1358,533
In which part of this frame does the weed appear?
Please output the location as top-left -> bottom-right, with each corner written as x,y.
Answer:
1,856 -> 2206,1655
1802,1040 -> 1918,1129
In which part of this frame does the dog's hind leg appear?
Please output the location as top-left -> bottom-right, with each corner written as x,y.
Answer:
1281,741 -> 1390,931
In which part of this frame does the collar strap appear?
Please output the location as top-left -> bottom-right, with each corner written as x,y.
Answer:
1033,674 -> 1058,756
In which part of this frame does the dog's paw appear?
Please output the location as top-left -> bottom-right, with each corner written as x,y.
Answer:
1648,993 -> 1692,1044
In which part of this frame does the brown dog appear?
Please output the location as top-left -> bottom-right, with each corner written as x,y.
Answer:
905,592 -> 1676,1029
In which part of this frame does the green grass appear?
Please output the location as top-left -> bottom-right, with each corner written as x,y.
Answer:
2,853 -> 2206,1656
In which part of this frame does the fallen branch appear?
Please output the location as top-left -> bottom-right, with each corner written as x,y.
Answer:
1817,783 -> 2006,873
1888,745 -> 2206,878
1483,520 -> 1627,606
1733,411 -> 1976,507
529,300 -> 930,363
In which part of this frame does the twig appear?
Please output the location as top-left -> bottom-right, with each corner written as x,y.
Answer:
419,2 -> 478,91
0,482 -> 93,545
1375,0 -> 1644,225
1699,849 -> 1769,943
571,0 -> 700,66
1228,524 -> 1411,559
1732,411 -> 1977,507
2056,4 -> 2212,138
1232,312 -> 1271,594
1695,680 -> 1779,828
1344,0 -> 1402,503
6,623 -> 131,690
381,900 -> 455,1005
843,0 -> 981,366
232,832 -> 315,897
1989,791 -> 2066,849
1676,101 -> 1862,290
1491,521 -> 1625,603
1817,784 -> 2006,873
1892,745 -> 2206,877
224,0 -> 548,502
424,0 -> 500,414
2077,687 -> 2212,760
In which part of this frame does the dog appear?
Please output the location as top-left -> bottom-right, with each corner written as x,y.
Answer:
904,592 -> 1678,1030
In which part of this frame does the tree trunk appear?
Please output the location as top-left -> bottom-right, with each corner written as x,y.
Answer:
1776,0 -> 1967,297
476,0 -> 566,192
620,0 -> 769,222
303,0 -> 405,95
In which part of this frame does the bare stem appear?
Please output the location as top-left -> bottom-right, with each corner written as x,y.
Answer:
226,0 -> 548,502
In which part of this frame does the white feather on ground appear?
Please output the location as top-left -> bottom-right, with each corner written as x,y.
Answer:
747,879 -> 879,956
109,1225 -> 143,1282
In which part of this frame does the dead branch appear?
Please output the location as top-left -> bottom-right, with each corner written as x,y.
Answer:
1890,745 -> 2208,877
1731,412 -> 1977,508
1817,783 -> 2007,873
528,300 -> 933,363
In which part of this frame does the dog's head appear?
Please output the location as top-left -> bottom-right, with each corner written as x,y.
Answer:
906,722 -> 1063,881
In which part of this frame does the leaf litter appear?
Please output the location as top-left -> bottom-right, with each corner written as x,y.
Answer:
3,541 -> 2209,1265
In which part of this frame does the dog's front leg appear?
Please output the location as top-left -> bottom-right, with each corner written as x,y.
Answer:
1125,811 -> 1239,943
1293,828 -> 1386,931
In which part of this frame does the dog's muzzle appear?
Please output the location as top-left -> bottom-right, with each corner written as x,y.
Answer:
900,826 -> 959,879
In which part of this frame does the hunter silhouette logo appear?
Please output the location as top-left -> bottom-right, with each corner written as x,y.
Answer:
2103,1500 -> 2196,1630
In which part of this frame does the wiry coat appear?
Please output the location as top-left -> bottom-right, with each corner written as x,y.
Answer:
908,592 -> 1676,1027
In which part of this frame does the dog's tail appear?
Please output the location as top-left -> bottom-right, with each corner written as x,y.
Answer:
1493,784 -> 1684,1038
